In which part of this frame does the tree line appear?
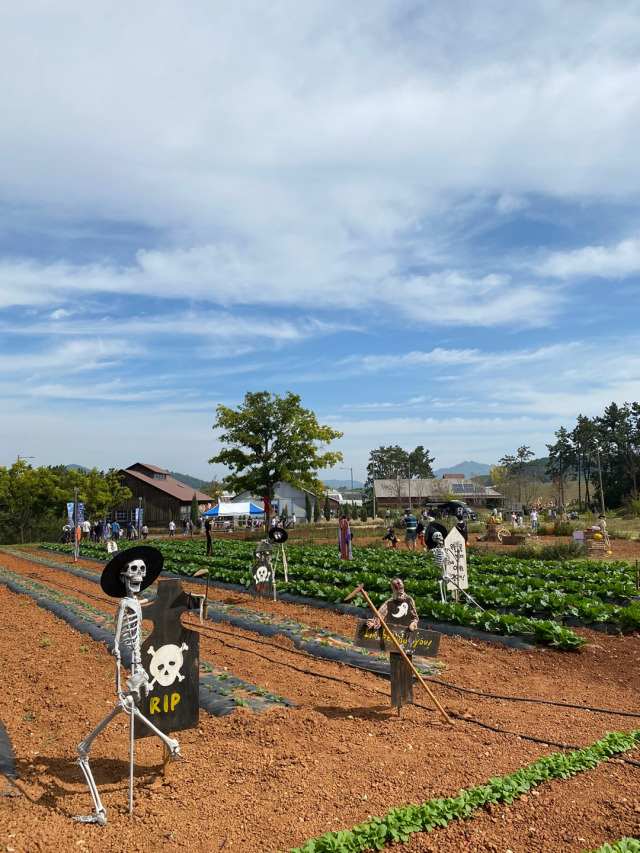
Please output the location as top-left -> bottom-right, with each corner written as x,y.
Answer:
546,402 -> 640,510
0,462 -> 131,544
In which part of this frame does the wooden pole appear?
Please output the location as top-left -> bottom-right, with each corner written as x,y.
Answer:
345,585 -> 453,725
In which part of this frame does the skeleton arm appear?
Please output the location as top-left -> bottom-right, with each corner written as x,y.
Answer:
113,599 -> 126,694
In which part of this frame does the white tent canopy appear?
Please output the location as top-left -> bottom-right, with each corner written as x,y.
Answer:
202,501 -> 264,517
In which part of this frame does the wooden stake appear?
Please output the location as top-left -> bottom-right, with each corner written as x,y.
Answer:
345,584 -> 453,725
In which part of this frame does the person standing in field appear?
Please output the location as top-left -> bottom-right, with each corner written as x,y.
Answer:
402,508 -> 418,551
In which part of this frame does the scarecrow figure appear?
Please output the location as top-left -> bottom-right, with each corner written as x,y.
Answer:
75,546 -> 203,825
367,578 -> 419,710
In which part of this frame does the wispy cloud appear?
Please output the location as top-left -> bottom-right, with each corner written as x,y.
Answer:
538,237 -> 640,279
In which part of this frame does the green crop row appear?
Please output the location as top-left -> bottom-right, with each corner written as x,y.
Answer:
587,841 -> 640,853
288,730 -> 640,853
45,540 -> 638,646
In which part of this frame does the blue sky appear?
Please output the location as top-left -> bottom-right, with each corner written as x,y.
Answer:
1,0 -> 640,483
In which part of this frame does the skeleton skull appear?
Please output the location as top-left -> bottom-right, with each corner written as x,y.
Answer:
120,558 -> 146,594
432,532 -> 444,546
147,643 -> 189,689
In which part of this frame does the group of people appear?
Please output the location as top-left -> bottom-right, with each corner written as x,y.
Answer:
62,519 -> 149,544
382,508 -> 441,552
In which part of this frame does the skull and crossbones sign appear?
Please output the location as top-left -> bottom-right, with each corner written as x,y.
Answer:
147,642 -> 189,689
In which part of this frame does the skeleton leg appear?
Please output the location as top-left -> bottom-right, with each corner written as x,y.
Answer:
74,702 -> 125,825
131,707 -> 182,758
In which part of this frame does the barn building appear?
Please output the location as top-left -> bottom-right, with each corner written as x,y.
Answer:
115,463 -> 214,527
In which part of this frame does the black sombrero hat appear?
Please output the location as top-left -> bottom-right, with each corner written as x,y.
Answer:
268,527 -> 288,543
100,545 -> 164,598
425,522 -> 448,550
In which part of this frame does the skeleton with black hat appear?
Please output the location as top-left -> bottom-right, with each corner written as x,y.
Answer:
75,546 -> 199,825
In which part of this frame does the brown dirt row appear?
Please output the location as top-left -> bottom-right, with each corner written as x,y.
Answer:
0,549 -> 639,852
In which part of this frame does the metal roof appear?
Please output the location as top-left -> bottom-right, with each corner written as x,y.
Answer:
373,478 -> 501,500
121,466 -> 213,503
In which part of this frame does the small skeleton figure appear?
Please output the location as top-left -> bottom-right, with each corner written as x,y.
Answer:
430,530 -> 447,573
75,546 -> 186,825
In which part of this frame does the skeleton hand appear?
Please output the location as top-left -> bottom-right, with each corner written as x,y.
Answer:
409,620 -> 418,631
366,618 -> 380,629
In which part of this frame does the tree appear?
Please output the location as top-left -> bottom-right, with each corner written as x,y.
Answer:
571,415 -> 597,510
323,495 -> 331,521
546,427 -> 575,510
366,445 -> 433,480
408,445 -> 435,479
359,504 -> 368,522
313,498 -> 321,522
365,444 -> 434,509
499,446 -> 536,506
209,392 -> 343,525
202,478 -> 223,503
0,462 -> 58,544
305,492 -> 312,524
191,493 -> 199,524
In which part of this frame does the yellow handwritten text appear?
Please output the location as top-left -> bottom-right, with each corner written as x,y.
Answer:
149,693 -> 181,714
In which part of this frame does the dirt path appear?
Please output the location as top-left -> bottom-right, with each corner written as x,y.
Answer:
0,549 -> 639,852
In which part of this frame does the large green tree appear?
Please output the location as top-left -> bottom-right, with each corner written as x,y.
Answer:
209,391 -> 343,514
0,462 -> 57,543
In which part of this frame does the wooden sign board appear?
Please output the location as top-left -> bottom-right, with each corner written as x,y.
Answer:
354,619 -> 440,659
444,526 -> 468,590
135,579 -> 200,738
251,542 -> 274,598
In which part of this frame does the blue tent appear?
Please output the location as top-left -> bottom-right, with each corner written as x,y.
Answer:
202,501 -> 264,517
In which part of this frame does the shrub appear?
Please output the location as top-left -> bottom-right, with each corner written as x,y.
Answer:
512,541 -> 586,561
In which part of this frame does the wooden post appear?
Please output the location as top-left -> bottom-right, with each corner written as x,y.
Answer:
345,585 -> 453,726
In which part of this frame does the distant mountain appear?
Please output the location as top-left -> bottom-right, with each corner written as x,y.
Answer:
66,463 -> 91,474
323,479 -> 364,489
433,461 -> 494,478
168,471 -> 212,491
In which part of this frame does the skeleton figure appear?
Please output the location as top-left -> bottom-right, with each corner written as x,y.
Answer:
75,547 -> 183,826
430,531 -> 447,572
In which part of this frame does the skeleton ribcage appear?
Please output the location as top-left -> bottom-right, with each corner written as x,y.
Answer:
120,602 -> 143,665
432,547 -> 446,570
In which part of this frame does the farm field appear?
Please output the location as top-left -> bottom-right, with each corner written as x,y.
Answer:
0,543 -> 640,852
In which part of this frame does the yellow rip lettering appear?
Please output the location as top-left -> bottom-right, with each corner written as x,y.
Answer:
149,696 -> 160,714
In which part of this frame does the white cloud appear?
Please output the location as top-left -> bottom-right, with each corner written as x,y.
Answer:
50,308 -> 73,320
539,237 -> 640,279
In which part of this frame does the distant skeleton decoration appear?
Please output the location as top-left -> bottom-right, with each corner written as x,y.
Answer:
75,546 -> 202,825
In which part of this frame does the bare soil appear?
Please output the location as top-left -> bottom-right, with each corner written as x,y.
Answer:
1,547 -> 640,853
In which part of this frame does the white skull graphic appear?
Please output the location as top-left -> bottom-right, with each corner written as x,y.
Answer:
254,565 -> 269,583
121,558 -> 146,594
147,643 -> 189,689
